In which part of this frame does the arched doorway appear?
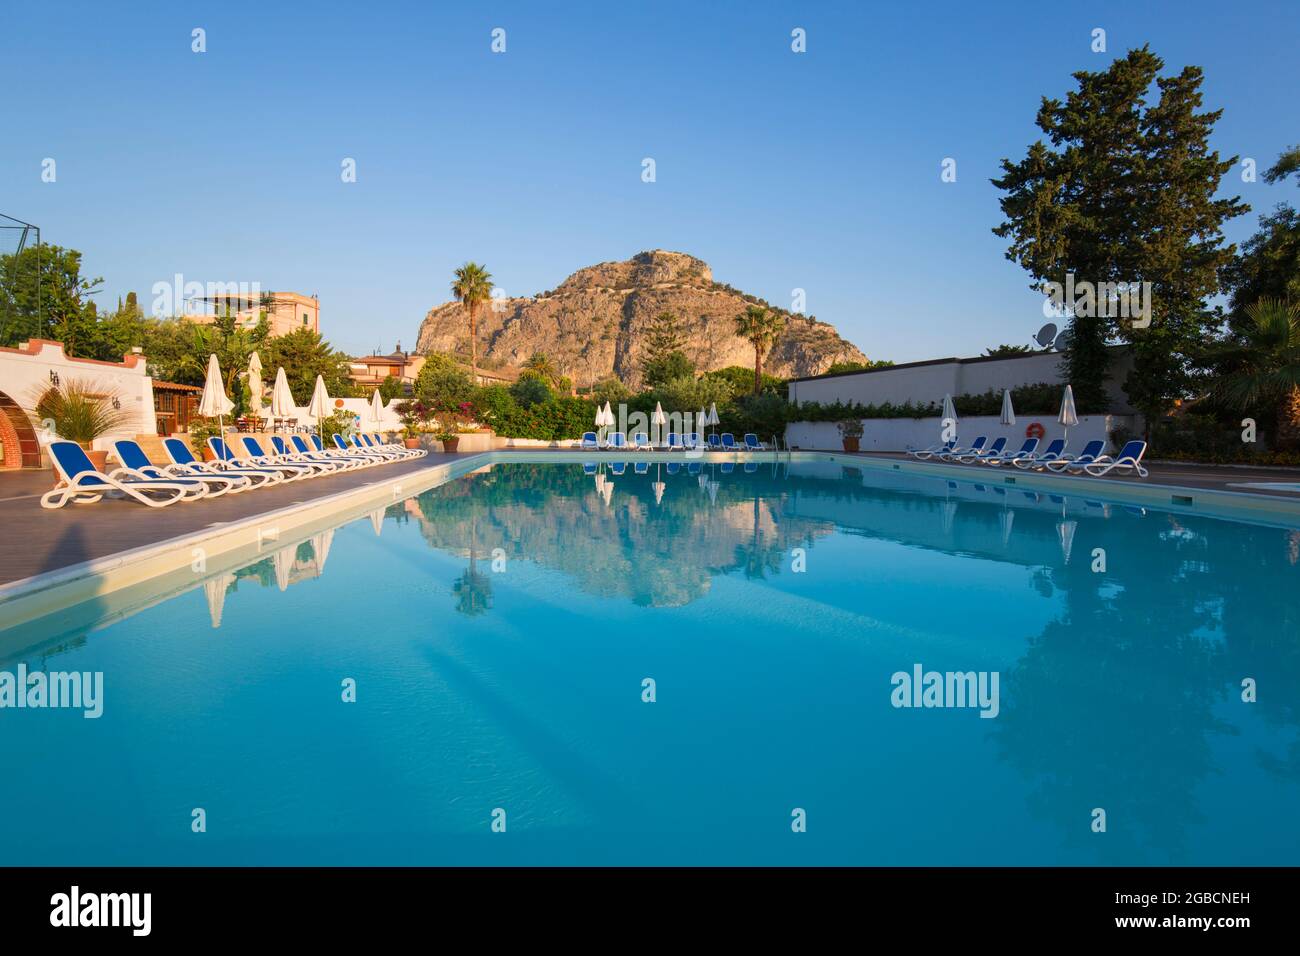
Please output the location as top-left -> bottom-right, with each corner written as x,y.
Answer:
0,390 -> 41,468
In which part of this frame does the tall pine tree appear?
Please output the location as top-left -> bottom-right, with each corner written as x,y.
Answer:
993,46 -> 1246,424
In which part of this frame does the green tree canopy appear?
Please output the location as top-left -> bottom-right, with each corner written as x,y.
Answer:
993,46 -> 1247,424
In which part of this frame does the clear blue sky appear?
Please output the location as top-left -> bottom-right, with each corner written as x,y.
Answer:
2,0 -> 1296,362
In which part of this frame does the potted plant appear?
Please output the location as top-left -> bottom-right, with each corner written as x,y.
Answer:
32,377 -> 132,474
187,417 -> 226,461
436,428 -> 459,452
837,419 -> 864,453
394,399 -> 430,449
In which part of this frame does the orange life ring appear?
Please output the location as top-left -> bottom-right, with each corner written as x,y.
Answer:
1025,422 -> 1046,440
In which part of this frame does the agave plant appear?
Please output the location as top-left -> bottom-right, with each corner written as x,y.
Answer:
31,377 -> 132,447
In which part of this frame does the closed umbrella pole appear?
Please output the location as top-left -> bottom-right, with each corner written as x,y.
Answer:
652,402 -> 666,447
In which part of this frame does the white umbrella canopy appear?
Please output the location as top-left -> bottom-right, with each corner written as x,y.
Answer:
1058,385 -> 1079,443
270,367 -> 296,426
308,374 -> 332,445
708,402 -> 719,427
651,401 -> 666,446
696,408 -> 707,437
198,354 -> 234,418
1000,388 -> 1016,426
940,393 -> 957,425
308,374 -> 331,421
369,389 -> 385,425
247,352 -> 265,414
601,401 -> 614,427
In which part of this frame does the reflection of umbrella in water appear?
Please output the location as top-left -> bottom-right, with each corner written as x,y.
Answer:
941,499 -> 958,535
1057,519 -> 1078,564
203,573 -> 234,628
369,509 -> 384,537
273,547 -> 293,592
313,528 -> 334,575
599,478 -> 613,507
653,480 -> 665,505
706,480 -> 719,505
999,508 -> 1015,547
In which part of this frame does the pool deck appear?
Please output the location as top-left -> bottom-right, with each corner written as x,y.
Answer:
0,449 -> 1297,588
0,453 -> 462,587
854,451 -> 1300,497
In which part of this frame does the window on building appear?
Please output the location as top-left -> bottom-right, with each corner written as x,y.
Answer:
303,313 -> 309,325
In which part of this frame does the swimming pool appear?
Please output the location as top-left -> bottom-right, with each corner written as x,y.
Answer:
2,458 -> 1298,865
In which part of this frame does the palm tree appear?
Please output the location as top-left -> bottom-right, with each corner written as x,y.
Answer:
1209,298 -> 1300,449
451,263 -> 493,384
732,304 -> 785,393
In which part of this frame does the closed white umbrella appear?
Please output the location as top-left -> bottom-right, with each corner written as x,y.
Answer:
696,408 -> 707,440
708,402 -> 719,427
307,374 -> 331,447
940,393 -> 957,442
198,354 -> 234,457
247,352 -> 265,419
270,367 -> 295,429
652,402 -> 666,447
1000,388 -> 1016,426
1058,385 -> 1079,445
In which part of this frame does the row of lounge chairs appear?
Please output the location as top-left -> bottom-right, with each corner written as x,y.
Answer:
40,432 -> 425,509
909,436 -> 1148,477
580,431 -> 768,451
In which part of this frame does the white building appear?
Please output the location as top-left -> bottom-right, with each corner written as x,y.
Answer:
785,346 -> 1139,452
0,339 -> 156,468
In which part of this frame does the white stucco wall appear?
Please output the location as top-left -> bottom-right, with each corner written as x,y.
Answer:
787,347 -> 1136,414
786,414 -> 1135,454
0,339 -> 156,454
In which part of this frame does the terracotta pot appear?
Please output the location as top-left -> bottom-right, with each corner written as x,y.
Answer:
84,448 -> 111,472
403,438 -> 421,450
443,436 -> 460,453
201,447 -> 218,462
842,437 -> 860,453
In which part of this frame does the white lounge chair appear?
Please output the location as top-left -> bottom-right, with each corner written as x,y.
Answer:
1083,440 -> 1149,478
42,440 -> 201,509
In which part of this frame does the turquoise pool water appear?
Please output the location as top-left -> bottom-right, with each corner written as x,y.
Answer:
1,458 -> 1298,865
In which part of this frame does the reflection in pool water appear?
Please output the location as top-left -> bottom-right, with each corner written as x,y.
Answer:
1,459 -> 1298,865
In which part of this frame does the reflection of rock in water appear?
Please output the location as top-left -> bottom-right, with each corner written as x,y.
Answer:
406,464 -> 837,607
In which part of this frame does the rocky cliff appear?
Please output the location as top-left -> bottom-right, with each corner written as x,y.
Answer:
414,250 -> 867,389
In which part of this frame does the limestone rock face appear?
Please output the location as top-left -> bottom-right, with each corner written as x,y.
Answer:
415,250 -> 866,389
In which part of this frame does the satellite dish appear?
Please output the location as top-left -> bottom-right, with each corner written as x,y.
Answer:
1033,323 -> 1058,349
1053,331 -> 1069,352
